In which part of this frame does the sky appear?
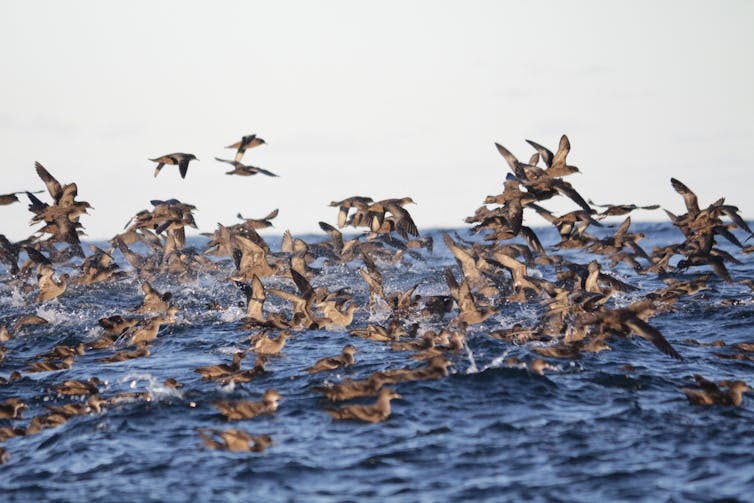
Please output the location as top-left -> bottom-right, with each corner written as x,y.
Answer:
1,1 -> 753,241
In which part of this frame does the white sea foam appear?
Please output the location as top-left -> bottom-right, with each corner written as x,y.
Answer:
220,306 -> 245,323
36,304 -> 68,325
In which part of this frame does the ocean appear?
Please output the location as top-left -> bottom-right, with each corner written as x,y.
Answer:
1,222 -> 753,502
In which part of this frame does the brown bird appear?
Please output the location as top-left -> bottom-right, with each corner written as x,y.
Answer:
317,301 -> 358,329
122,306 -> 179,345
149,153 -> 198,179
376,356 -> 452,384
215,158 -> 278,177
327,388 -> 401,423
238,274 -> 266,321
329,196 -> 374,228
35,264 -> 70,303
98,315 -> 140,336
588,199 -> 660,217
53,378 -> 102,396
217,356 -> 268,385
0,314 -> 48,342
97,343 -> 150,364
213,389 -> 281,421
369,198 -> 419,239
358,251 -> 385,302
681,375 -> 752,406
349,321 -> 406,342
195,351 -> 246,380
135,281 -> 173,314
252,331 -> 290,356
0,398 -> 27,419
306,345 -> 357,374
314,375 -> 388,402
198,428 -> 273,453
226,134 -> 266,162
25,356 -> 75,373
445,268 -> 495,324
46,395 -> 106,418
573,301 -> 682,360
36,342 -> 86,360
0,426 -> 27,441
525,135 -> 581,177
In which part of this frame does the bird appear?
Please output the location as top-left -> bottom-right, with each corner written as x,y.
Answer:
121,306 -> 179,345
314,375 -> 388,402
198,428 -> 272,452
213,389 -> 281,421
329,196 -> 373,228
525,135 -> 581,177
33,263 -> 69,303
326,388 -> 401,423
25,356 -> 75,373
216,356 -> 268,385
588,200 -> 660,217
306,345 -> 357,374
35,342 -> 85,360
97,343 -> 150,364
0,314 -> 48,342
134,281 -> 173,314
0,398 -> 27,419
680,375 -> 752,406
252,331 -> 290,356
214,158 -> 278,177
52,378 -> 102,396
573,301 -> 682,360
237,274 -> 266,321
368,198 -> 419,239
46,395 -> 106,418
195,351 -> 246,381
149,153 -> 198,179
444,268 -> 495,324
225,134 -> 266,162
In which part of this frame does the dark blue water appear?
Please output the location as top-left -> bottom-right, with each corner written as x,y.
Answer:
1,223 -> 753,502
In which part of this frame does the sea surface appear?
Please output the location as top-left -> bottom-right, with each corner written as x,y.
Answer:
1,223 -> 753,502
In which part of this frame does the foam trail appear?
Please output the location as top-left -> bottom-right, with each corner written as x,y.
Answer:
463,341 -> 478,374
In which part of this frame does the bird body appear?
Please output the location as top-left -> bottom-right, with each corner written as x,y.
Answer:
306,345 -> 357,374
327,388 -> 401,423
149,153 -> 198,178
213,389 -> 280,421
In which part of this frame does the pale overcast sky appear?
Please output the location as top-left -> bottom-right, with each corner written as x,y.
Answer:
1,1 -> 752,241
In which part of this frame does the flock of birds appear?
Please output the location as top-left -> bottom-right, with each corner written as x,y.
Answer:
0,132 -> 752,464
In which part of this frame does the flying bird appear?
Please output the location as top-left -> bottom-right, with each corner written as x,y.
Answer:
149,153 -> 198,179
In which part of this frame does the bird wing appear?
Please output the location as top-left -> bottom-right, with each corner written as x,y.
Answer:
290,269 -> 314,300
670,178 -> 700,215
615,216 -> 631,240
256,167 -> 279,177
495,143 -> 525,178
624,316 -> 682,360
552,179 -> 592,213
525,139 -> 554,167
520,226 -> 546,255
319,221 -> 344,253
178,159 -> 190,179
550,134 -> 571,172
35,162 -> 63,202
